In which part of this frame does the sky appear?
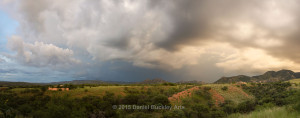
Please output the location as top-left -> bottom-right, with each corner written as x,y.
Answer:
1,0 -> 300,83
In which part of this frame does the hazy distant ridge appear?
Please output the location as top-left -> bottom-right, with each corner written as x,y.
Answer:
214,69 -> 300,83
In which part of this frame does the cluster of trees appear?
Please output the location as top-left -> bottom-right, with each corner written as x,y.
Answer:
0,85 -> 186,118
0,89 -> 119,118
242,82 -> 293,106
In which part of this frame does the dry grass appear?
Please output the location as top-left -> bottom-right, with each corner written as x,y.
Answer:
289,79 -> 300,84
168,86 -> 200,104
288,79 -> 300,89
45,85 -> 178,98
45,86 -> 128,98
203,84 -> 254,105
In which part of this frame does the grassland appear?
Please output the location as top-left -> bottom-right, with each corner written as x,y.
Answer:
203,84 -> 254,105
288,78 -> 300,89
10,85 -> 182,98
9,84 -> 254,104
46,86 -> 127,98
289,78 -> 300,84
228,106 -> 300,118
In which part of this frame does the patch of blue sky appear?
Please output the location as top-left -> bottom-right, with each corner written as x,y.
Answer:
0,62 -> 76,82
0,9 -> 18,52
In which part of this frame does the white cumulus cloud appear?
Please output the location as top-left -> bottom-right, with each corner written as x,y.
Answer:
7,36 -> 80,67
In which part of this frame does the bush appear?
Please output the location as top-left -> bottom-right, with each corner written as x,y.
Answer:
236,100 -> 256,113
122,94 -> 139,105
242,82 -> 292,106
221,100 -> 236,114
255,103 -> 275,111
221,86 -> 228,91
17,104 -> 32,116
152,95 -> 170,106
292,91 -> 300,111
203,87 -> 211,91
192,104 -> 210,118
210,110 -> 225,118
40,86 -> 48,92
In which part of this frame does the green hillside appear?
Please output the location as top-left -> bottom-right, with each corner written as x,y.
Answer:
289,78 -> 300,84
203,84 -> 254,105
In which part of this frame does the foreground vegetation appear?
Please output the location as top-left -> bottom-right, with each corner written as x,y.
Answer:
1,81 -> 300,118
228,106 -> 300,118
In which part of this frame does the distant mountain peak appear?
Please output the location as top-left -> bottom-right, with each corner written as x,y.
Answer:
215,69 -> 300,83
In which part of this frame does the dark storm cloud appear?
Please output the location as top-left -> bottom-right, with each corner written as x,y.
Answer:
17,0 -> 49,33
148,0 -> 300,65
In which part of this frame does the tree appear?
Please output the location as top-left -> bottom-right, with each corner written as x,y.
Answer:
152,95 -> 170,106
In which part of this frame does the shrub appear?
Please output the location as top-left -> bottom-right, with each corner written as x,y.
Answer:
152,95 -> 170,106
40,86 -> 48,92
203,87 -> 211,91
192,104 -> 210,118
17,104 -> 32,116
236,100 -> 256,113
221,86 -> 228,91
122,94 -> 139,105
221,100 -> 236,114
242,82 -> 292,106
210,110 -> 225,118
255,103 -> 275,111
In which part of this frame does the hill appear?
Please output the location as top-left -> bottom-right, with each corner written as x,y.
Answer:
215,69 -> 300,83
214,75 -> 251,83
137,78 -> 168,84
49,80 -> 106,85
0,79 -> 170,86
176,80 -> 205,84
0,81 -> 37,86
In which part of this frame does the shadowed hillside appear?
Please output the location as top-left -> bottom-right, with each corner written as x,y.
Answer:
215,70 -> 300,83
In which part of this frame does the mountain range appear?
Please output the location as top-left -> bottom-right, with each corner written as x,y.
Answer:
214,69 -> 300,83
176,80 -> 205,84
1,70 -> 299,86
